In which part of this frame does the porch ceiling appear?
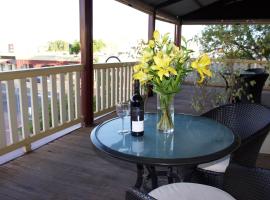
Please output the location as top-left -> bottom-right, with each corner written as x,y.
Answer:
116,0 -> 270,24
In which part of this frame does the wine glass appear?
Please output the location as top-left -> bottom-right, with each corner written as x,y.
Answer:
116,102 -> 130,133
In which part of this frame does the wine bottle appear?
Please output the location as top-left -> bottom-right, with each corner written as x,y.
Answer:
131,80 -> 144,137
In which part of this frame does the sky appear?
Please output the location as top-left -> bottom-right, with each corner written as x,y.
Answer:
0,0 -> 204,57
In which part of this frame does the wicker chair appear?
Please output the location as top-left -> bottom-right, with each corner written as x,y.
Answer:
126,164 -> 270,200
197,103 -> 270,188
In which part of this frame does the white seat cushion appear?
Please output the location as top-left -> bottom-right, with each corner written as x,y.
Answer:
197,155 -> 230,173
149,183 -> 236,200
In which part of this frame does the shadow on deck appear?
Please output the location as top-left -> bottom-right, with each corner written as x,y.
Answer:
0,85 -> 269,200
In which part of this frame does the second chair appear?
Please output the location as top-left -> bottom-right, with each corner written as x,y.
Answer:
196,103 -> 270,188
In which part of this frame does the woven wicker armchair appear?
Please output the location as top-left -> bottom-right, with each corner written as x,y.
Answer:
126,164 -> 270,200
197,103 -> 270,188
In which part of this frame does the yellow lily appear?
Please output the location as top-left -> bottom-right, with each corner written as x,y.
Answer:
191,54 -> 212,83
133,64 -> 143,72
153,30 -> 160,41
152,54 -> 177,80
162,33 -> 169,44
149,40 -> 155,48
141,50 -> 153,63
133,70 -> 151,84
153,55 -> 171,68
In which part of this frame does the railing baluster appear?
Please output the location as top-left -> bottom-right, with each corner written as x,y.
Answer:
122,67 -> 125,102
127,66 -> 130,101
116,68 -> 119,103
19,79 -> 30,139
130,66 -> 133,97
105,69 -> 109,108
41,76 -> 49,131
120,67 -> 123,102
75,71 -> 81,119
96,69 -> 101,112
95,69 -> 99,112
0,81 -> 7,148
59,73 -> 66,123
111,68 -> 115,107
122,67 -> 125,101
6,80 -> 18,144
100,69 -> 105,110
67,72 -> 74,121
30,77 -> 40,135
124,66 -> 128,101
50,74 -> 58,127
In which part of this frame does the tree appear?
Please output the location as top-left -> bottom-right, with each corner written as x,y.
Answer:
68,39 -> 106,61
198,25 -> 270,61
93,39 -> 106,53
48,40 -> 69,52
93,39 -> 106,63
69,40 -> 80,55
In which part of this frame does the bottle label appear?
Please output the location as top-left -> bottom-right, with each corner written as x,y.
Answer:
132,121 -> 144,132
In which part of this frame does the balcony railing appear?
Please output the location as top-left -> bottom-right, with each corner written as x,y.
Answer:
94,62 -> 135,117
0,62 -> 137,163
0,65 -> 83,163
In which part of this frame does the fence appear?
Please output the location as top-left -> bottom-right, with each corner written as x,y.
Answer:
0,65 -> 82,157
93,62 -> 136,117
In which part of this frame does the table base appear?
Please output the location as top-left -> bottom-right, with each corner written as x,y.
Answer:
135,164 -> 196,191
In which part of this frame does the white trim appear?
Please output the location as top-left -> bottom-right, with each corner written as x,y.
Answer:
0,148 -> 25,165
94,110 -> 115,120
31,123 -> 81,150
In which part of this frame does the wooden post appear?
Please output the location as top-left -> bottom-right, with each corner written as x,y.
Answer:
147,11 -> 156,97
148,11 -> 156,40
174,19 -> 182,47
80,0 -> 93,126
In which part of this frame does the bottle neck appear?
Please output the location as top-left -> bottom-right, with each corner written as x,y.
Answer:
134,80 -> 140,94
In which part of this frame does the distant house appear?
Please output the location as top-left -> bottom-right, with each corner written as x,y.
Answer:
0,55 -> 16,71
15,54 -> 80,69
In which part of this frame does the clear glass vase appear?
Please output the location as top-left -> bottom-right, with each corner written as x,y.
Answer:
157,94 -> 175,133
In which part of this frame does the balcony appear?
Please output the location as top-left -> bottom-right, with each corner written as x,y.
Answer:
1,0 -> 270,199
0,59 -> 269,198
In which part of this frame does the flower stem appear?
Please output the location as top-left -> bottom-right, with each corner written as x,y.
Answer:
157,94 -> 174,133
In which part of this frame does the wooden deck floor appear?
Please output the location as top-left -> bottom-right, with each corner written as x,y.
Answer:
0,85 -> 269,200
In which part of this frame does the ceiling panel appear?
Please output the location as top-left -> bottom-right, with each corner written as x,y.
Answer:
198,0 -> 220,6
162,0 -> 200,16
140,0 -> 166,6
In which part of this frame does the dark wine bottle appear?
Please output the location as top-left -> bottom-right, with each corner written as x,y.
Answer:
130,80 -> 144,137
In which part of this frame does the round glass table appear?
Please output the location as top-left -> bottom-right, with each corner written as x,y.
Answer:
91,113 -> 240,189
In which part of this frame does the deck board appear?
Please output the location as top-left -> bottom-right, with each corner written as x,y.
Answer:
0,85 -> 269,200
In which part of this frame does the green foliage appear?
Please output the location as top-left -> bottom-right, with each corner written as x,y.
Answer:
48,40 -> 69,52
93,39 -> 106,63
191,65 -> 257,114
47,39 -> 106,61
198,25 -> 270,61
93,39 -> 106,52
69,40 -> 81,55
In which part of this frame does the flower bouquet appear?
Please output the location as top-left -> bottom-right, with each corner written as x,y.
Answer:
133,30 -> 212,133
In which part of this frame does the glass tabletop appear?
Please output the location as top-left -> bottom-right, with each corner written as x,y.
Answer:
91,113 -> 240,165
